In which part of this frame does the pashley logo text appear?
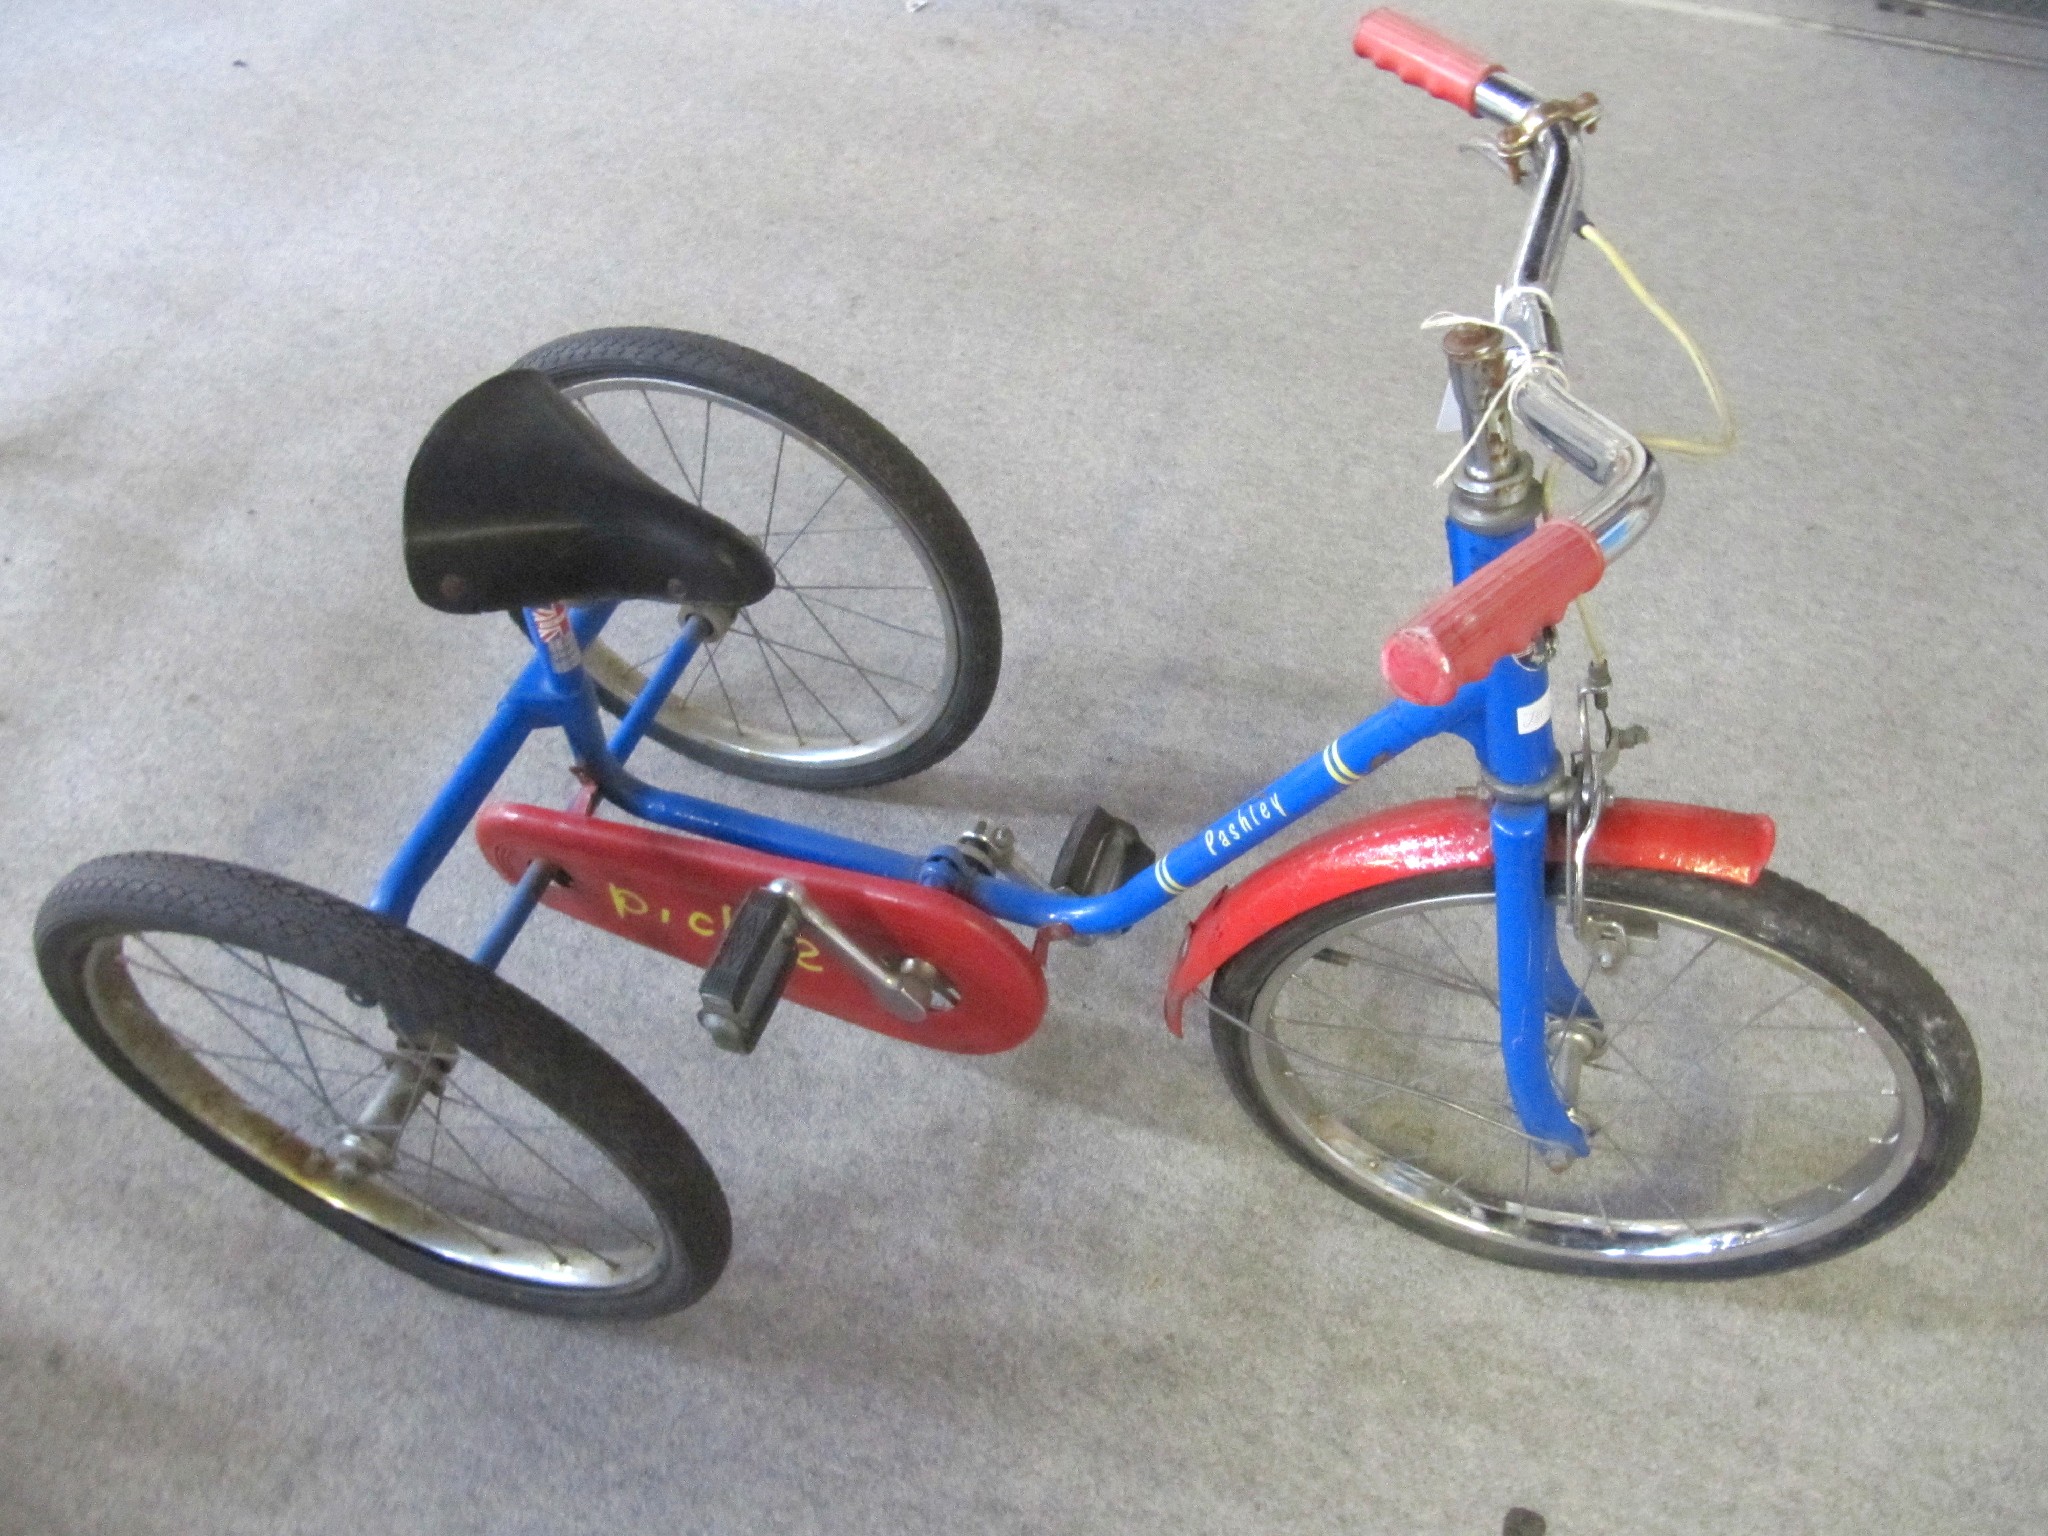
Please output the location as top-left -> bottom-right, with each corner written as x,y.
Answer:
1204,792 -> 1287,856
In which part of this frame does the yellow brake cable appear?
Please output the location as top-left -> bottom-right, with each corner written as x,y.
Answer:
1565,220 -> 1737,661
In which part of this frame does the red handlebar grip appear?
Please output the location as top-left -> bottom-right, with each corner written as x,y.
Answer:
1352,8 -> 1498,116
1381,521 -> 1605,706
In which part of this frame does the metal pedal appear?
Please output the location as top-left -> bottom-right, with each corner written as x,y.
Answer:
697,887 -> 803,1054
1050,806 -> 1156,896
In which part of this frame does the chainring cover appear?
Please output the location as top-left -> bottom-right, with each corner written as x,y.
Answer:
475,804 -> 1047,1053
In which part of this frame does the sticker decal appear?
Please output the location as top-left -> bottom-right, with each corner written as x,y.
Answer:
1516,688 -> 1552,735
533,603 -> 582,674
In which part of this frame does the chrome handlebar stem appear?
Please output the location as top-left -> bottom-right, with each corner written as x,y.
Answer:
1464,88 -> 1665,561
1515,376 -> 1664,559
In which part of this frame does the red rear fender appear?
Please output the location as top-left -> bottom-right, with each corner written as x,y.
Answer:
1162,797 -> 1774,1034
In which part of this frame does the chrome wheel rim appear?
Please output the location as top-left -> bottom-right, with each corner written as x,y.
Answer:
561,377 -> 963,774
1237,890 -> 1925,1267
84,935 -> 667,1291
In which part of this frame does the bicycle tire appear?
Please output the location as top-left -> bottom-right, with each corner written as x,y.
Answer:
1209,866 -> 1979,1278
36,852 -> 731,1318
514,327 -> 1002,790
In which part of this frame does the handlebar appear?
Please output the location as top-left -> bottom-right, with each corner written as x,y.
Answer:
1351,9 -> 1498,115
1353,9 -> 1667,706
1381,521 -> 1605,707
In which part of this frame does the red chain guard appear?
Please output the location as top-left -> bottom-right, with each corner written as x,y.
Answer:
474,804 -> 1047,1054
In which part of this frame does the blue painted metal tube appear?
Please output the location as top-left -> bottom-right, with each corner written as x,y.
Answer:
524,617 -> 935,885
376,603 -> 619,932
1491,800 -> 1586,1154
1446,519 -> 1526,583
370,686 -> 548,924
594,769 -> 929,884
470,616 -> 712,968
557,689 -> 1481,933
606,615 -> 709,764
472,859 -> 555,970
1454,533 -> 1580,1154
563,667 -> 925,883
968,691 -> 1482,934
1480,654 -> 1556,784
1446,516 -> 1587,1152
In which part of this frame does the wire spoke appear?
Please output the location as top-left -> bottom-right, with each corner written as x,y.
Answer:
763,523 -> 898,540
1604,933 -> 1721,1048
747,613 -> 926,694
1417,911 -> 1498,1004
1212,993 -> 1547,1151
175,1041 -> 379,1135
673,650 -> 710,709
131,941 -> 346,1115
261,952 -> 345,1123
1270,1012 -> 1498,1047
779,583 -> 931,592
797,593 -> 944,642
211,943 -> 392,1047
424,1120 -> 586,1263
640,389 -> 701,500
734,620 -> 860,744
125,961 -> 374,1052
1599,1035 -> 1781,1215
1730,976 -> 1817,1034
784,587 -> 906,720
762,431 -> 785,543
1306,940 -> 1498,1002
770,474 -> 849,568
706,648 -> 744,734
697,396 -> 710,508
749,624 -> 804,743
389,1144 -> 644,1232
1589,1122 -> 1705,1237
435,1079 -> 656,1250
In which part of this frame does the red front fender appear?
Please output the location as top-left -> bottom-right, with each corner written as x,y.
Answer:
1162,797 -> 1775,1035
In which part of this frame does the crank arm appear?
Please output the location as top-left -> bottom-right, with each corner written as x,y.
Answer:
764,878 -> 955,1024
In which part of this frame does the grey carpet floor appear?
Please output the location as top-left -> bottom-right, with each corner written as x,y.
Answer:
3,1 -> 2044,1532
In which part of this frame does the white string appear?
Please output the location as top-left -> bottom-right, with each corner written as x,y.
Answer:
1420,286 -> 1569,488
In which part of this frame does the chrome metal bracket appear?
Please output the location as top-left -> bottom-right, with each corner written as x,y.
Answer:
953,820 -> 1048,890
1518,625 -> 1559,670
763,877 -> 958,1023
332,1036 -> 455,1178
1563,659 -> 1649,968
1496,93 -> 1601,186
1458,136 -> 1525,185
1473,761 -> 1573,808
674,602 -> 738,643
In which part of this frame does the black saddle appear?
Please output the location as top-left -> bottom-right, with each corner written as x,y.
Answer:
403,370 -> 776,615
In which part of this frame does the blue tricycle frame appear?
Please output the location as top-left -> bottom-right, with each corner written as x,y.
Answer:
369,517 -> 1594,1158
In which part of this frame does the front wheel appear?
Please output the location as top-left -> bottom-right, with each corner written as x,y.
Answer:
1209,867 -> 1979,1278
36,853 -> 731,1318
517,328 -> 1003,790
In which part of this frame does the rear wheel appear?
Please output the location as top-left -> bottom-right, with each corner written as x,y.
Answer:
1210,867 -> 1979,1278
518,328 -> 1002,790
36,853 -> 731,1318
